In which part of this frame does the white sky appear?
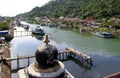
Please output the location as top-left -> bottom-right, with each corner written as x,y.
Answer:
0,0 -> 51,16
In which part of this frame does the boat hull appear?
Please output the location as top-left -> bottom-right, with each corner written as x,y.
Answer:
32,28 -> 45,36
0,30 -> 8,35
104,72 -> 120,78
91,32 -> 114,38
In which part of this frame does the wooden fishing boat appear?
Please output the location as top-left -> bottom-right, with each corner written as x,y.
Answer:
104,72 -> 120,78
32,28 -> 45,35
91,32 -> 114,38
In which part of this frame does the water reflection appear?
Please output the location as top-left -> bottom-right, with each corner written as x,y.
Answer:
32,34 -> 44,40
70,58 -> 92,70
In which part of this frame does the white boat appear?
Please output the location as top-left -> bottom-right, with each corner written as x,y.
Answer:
32,28 -> 45,35
91,32 -> 114,38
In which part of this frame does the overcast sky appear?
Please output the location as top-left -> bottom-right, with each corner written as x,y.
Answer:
0,0 -> 51,16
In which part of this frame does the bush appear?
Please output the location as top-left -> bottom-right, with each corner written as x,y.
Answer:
0,22 -> 9,31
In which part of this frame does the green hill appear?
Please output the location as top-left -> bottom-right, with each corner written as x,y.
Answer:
17,0 -> 120,20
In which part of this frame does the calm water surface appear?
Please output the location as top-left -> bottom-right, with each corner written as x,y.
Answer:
11,23 -> 120,78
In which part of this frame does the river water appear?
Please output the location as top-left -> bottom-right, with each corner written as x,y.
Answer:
10,23 -> 120,78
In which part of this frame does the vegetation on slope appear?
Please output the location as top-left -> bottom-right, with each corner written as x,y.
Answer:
17,0 -> 120,20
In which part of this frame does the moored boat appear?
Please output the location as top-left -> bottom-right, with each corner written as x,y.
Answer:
32,28 -> 45,35
104,72 -> 120,78
0,30 -> 8,36
23,25 -> 30,30
91,32 -> 114,38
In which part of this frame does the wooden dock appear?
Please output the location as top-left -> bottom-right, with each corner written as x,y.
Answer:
66,48 -> 92,65
0,48 -> 92,71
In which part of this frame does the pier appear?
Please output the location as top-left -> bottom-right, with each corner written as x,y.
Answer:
14,31 -> 32,37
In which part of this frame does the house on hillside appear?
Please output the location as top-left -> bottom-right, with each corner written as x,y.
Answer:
110,18 -> 120,29
3,16 -> 12,22
35,17 -> 40,22
80,18 -> 102,28
108,17 -> 120,34
58,16 -> 79,22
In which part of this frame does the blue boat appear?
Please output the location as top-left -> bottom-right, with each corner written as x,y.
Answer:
91,32 -> 114,38
0,30 -> 8,35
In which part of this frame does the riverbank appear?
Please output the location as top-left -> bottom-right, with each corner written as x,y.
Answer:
40,24 -> 120,39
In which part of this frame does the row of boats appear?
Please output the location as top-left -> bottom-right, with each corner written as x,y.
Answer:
30,25 -> 45,35
20,24 -> 45,36
32,28 -> 114,38
29,27 -> 114,38
20,22 -> 115,38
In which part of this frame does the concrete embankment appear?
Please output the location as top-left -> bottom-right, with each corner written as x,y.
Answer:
0,45 -> 11,78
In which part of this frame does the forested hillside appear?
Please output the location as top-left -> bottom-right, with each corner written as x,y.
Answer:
17,0 -> 120,20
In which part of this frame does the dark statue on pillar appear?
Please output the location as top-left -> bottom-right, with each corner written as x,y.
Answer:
35,35 -> 58,68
